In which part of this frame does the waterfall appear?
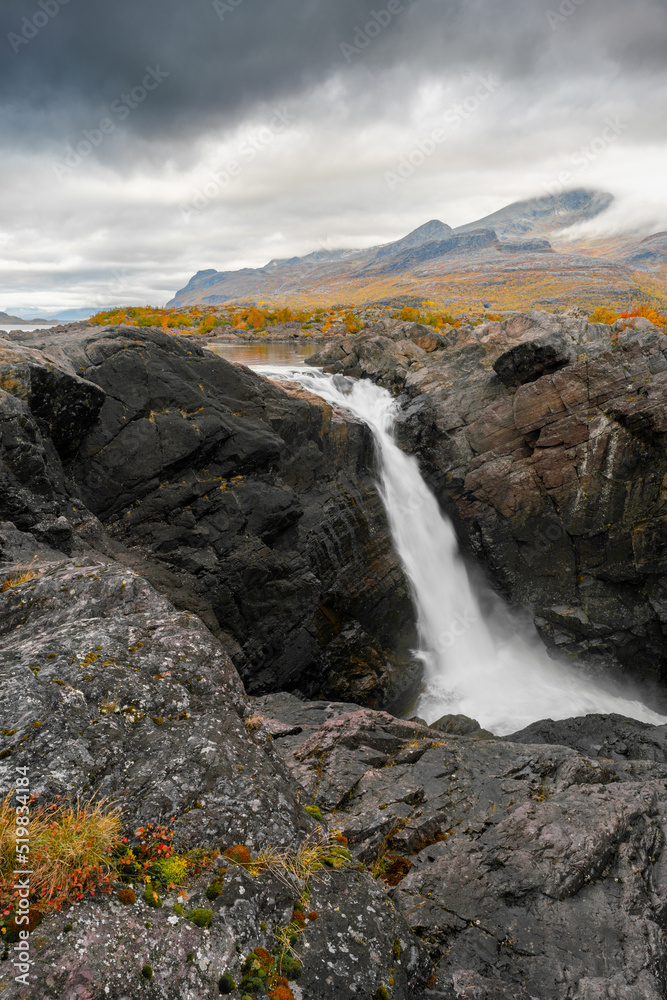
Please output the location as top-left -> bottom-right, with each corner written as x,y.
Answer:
263,365 -> 667,735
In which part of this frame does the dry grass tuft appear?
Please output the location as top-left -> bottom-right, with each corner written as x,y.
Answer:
1,561 -> 39,593
0,796 -> 122,915
243,716 -> 263,732
239,832 -> 354,893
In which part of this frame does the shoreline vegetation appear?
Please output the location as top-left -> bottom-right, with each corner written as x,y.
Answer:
88,300 -> 667,340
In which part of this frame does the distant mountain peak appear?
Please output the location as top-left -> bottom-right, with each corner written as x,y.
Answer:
455,189 -> 613,239
405,219 -> 453,241
373,219 -> 454,260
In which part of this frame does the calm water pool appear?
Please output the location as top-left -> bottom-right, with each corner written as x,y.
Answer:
205,341 -> 321,369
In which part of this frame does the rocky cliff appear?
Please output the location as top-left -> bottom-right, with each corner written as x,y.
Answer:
2,321 -> 667,998
308,311 -> 667,695
1,325 -> 420,710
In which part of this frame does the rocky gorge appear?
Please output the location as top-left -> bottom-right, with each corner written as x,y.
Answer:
309,309 -> 667,693
1,318 -> 667,998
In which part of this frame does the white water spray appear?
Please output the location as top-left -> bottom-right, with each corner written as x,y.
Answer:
264,365 -> 667,735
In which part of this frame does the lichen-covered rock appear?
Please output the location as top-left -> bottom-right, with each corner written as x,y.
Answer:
0,556 -> 429,1000
0,555 -> 305,849
257,692 -> 667,999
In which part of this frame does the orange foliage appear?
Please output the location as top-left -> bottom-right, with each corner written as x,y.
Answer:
224,844 -> 253,866
0,798 -> 121,918
344,312 -> 363,334
246,307 -> 266,330
620,306 -> 667,330
395,302 -> 460,330
268,988 -> 296,1000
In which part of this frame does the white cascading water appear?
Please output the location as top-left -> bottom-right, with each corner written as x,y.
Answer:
264,365 -> 667,735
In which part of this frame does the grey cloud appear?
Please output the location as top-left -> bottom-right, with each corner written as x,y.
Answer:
1,0 -> 666,154
1,0 -> 665,309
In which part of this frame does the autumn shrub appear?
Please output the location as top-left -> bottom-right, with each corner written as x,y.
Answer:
589,306 -> 618,325
620,306 -> 667,331
90,306 -> 197,330
246,307 -> 266,330
199,313 -> 222,334
396,302 -> 460,330
0,797 -> 121,917
344,312 -> 363,334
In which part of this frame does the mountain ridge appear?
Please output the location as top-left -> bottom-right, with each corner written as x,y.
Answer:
168,190 -> 667,311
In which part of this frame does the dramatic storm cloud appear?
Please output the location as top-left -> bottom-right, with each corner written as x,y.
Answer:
1,0 -> 666,309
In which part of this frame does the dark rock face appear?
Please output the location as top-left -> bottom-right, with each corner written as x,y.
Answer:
1,325 -> 420,710
0,554 -> 428,1000
308,311 -> 667,690
506,713 -> 667,763
256,693 -> 667,1000
492,334 -> 574,388
366,230 -> 500,275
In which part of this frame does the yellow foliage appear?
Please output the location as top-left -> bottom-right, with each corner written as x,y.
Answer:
589,306 -> 618,325
344,313 -> 363,334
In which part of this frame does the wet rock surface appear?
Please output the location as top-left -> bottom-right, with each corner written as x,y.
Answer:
255,692 -> 667,999
1,325 -> 420,710
308,311 -> 667,689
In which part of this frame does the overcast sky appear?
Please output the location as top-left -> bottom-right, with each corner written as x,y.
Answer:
1,0 -> 666,312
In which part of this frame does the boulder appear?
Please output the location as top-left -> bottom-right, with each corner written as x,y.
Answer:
430,713 -> 494,739
492,333 -> 575,388
505,712 -> 667,762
